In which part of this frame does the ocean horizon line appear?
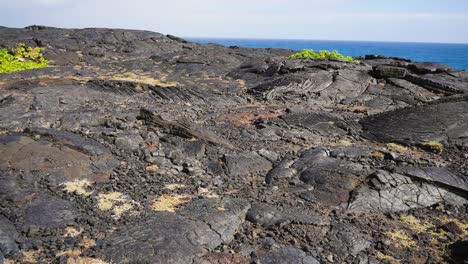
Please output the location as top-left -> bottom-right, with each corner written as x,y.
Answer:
185,36 -> 468,46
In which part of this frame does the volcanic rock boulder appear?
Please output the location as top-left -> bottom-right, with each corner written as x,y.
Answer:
292,148 -> 369,205
103,212 -> 220,264
264,157 -> 297,185
250,70 -> 334,101
103,198 -> 250,263
0,131 -> 117,234
224,152 -> 272,177
179,198 -> 251,244
0,216 -> 20,258
326,223 -> 371,258
362,96 -> 468,148
386,78 -> 439,102
394,166 -> 468,195
246,203 -> 329,227
447,240 -> 468,264
249,67 -> 373,104
255,247 -> 320,264
0,132 -> 117,192
348,170 -> 467,212
24,195 -> 79,230
280,110 -> 347,137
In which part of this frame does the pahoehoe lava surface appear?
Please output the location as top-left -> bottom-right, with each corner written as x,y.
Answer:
0,26 -> 467,264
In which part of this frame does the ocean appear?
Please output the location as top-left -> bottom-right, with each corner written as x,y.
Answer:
187,38 -> 468,71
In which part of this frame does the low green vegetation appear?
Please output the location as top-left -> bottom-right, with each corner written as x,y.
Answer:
289,49 -> 361,64
0,43 -> 49,74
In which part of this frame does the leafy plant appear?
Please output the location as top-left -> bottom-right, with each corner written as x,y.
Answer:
289,49 -> 361,64
0,43 -> 49,74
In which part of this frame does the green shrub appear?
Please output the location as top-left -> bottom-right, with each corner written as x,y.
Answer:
0,43 -> 49,74
289,49 -> 361,64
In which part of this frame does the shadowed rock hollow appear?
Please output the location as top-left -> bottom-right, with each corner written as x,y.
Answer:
0,26 -> 467,264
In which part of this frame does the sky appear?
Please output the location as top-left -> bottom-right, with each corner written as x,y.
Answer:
1,0 -> 468,43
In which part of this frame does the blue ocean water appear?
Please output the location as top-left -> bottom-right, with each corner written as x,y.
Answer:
187,38 -> 468,71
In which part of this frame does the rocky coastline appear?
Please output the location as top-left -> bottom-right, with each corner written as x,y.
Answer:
0,26 -> 467,264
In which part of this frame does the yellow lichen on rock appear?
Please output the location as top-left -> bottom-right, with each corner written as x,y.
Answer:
375,251 -> 401,264
337,140 -> 353,146
151,194 -> 192,212
164,183 -> 186,190
64,227 -> 84,238
386,143 -> 409,152
439,216 -> 468,234
371,151 -> 385,160
236,79 -> 246,89
421,141 -> 444,153
145,164 -> 159,172
79,237 -> 97,249
56,249 -> 82,258
67,257 -> 110,264
113,203 -> 134,217
198,187 -> 220,198
97,192 -> 135,218
62,179 -> 93,196
22,250 -> 42,263
399,215 -> 433,233
385,230 -> 418,248
107,72 -> 178,87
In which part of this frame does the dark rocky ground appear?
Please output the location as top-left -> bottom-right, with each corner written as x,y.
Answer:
0,26 -> 467,264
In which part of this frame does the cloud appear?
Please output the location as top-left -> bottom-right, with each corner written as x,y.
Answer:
0,0 -> 72,8
31,0 -> 69,5
0,0 -> 467,43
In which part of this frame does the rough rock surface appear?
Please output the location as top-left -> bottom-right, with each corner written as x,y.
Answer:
0,26 -> 467,263
246,203 -> 329,227
255,247 -> 320,264
0,216 -> 20,257
103,212 -> 218,263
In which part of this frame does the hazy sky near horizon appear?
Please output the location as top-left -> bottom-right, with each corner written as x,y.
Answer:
1,0 -> 468,43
